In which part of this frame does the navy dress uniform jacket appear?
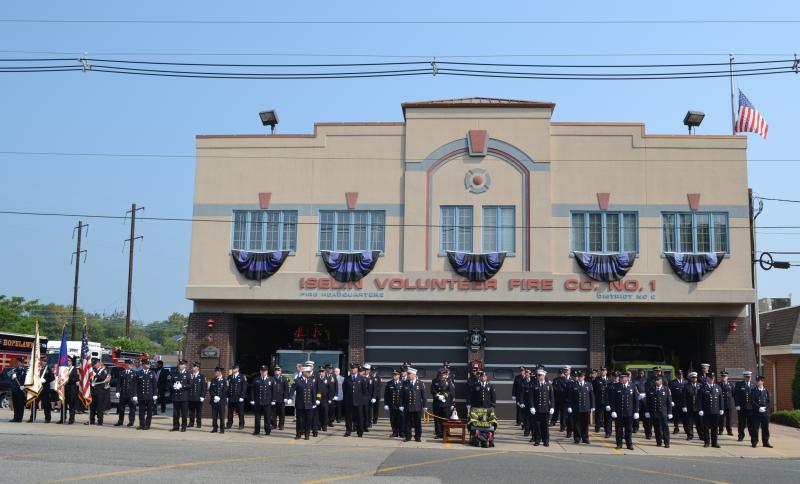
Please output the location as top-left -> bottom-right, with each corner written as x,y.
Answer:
750,387 -> 771,415
469,381 -> 496,408
292,376 -> 316,410
527,380 -> 554,413
569,381 -> 596,412
718,381 -> 736,411
700,384 -> 724,415
734,381 -> 755,411
208,376 -> 227,405
251,375 -> 274,405
226,373 -> 247,401
136,369 -> 157,399
343,374 -> 369,406
611,382 -> 639,417
188,373 -> 207,402
271,375 -> 290,401
171,369 -> 191,402
118,369 -> 138,399
384,379 -> 403,409
401,379 -> 427,412
646,385 -> 672,418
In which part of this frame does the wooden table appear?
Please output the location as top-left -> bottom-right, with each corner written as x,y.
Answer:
443,420 -> 467,444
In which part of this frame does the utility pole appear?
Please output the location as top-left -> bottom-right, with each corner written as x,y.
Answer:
729,53 -> 737,135
124,203 -> 144,338
749,190 -> 764,375
70,221 -> 89,340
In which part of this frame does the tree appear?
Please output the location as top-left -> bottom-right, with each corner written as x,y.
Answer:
792,357 -> 800,409
0,295 -> 38,334
106,336 -> 157,354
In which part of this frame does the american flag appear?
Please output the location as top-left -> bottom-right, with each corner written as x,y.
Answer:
734,90 -> 768,139
79,320 -> 93,406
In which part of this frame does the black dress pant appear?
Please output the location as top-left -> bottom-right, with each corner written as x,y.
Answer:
333,400 -> 343,422
690,412 -> 704,439
389,408 -> 403,435
11,389 -> 26,422
552,398 -> 563,426
227,400 -> 245,428
404,410 -> 421,439
64,393 -> 78,423
345,404 -> 364,436
749,413 -> 770,445
138,398 -> 154,428
573,411 -> 590,442
718,409 -> 733,434
188,401 -> 203,427
653,415 -> 670,445
90,389 -> 107,424
296,408 -> 312,437
533,412 -> 550,443
272,401 -> 286,428
704,414 -> 719,445
433,405 -> 448,437
561,403 -> 573,434
116,396 -> 136,425
371,400 -> 380,424
615,416 -> 633,447
594,406 -> 605,432
211,403 -> 225,431
738,409 -> 751,439
40,394 -> 52,422
172,400 -> 188,430
157,388 -> 166,413
316,402 -> 329,431
253,404 -> 272,434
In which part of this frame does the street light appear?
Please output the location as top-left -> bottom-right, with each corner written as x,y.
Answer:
683,111 -> 705,134
259,109 -> 279,134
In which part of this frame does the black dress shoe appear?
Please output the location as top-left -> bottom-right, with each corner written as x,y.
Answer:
312,431 -> 318,437
712,444 -> 721,448
415,437 -> 421,442
295,435 -> 301,440
627,445 -> 634,450
252,431 -> 260,435
211,429 -> 218,433
703,443 -> 710,448
738,436 -> 744,441
170,428 -> 179,432
764,443 -> 773,448
664,444 -> 670,448
137,426 -> 144,430
126,422 -> 134,427
404,437 -> 411,442
180,428 -> 186,432
752,443 -> 757,448
543,442 -> 549,447
304,436 -> 309,440
533,442 -> 539,446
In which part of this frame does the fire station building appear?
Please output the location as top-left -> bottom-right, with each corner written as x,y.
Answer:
185,97 -> 756,418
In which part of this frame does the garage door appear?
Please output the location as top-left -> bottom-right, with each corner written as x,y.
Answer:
484,316 -> 590,419
364,315 -> 469,402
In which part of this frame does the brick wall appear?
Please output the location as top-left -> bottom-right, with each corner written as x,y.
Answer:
763,354 -> 799,411
348,314 -> 364,364
712,316 -> 756,373
185,312 -> 236,419
589,317 -> 605,370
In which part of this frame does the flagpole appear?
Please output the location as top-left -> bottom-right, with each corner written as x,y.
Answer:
729,53 -> 736,135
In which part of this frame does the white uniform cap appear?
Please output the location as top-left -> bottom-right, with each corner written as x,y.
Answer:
537,369 -> 547,376
700,363 -> 710,368
301,366 -> 312,373
743,370 -> 753,376
407,368 -> 417,374
688,371 -> 698,377
363,363 -> 371,370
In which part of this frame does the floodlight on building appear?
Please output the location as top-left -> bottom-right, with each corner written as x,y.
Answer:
683,111 -> 705,134
259,109 -> 279,134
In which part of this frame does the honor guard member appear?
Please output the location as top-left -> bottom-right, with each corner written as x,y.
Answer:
188,362 -> 207,428
369,365 -> 382,425
442,361 -> 456,387
226,363 -> 247,430
698,363 -> 711,385
519,369 -> 533,437
631,369 -> 647,434
610,371 -> 639,450
250,364 -> 275,436
87,360 -> 109,426
39,363 -> 55,423
155,361 -> 168,414
567,370 -> 595,444
135,359 -> 157,430
527,368 -> 555,446
9,357 -> 27,423
749,375 -> 772,448
669,370 -> 687,435
270,366 -> 290,430
343,363 -> 369,438
468,371 -> 496,410
593,367 -> 612,437
551,367 -> 569,430
361,364 -> 377,430
314,366 -> 332,433
325,364 -> 339,427
641,367 -> 664,439
209,367 -> 227,434
59,356 -> 81,425
734,370 -> 754,441
401,367 -> 426,442
512,366 -> 526,426
431,367 -> 455,439
699,372 -> 723,448
717,371 -> 735,436
683,371 -> 703,441
384,369 -> 404,437
292,365 -> 316,440
114,359 -> 138,427
171,359 -> 191,432
645,374 -> 673,447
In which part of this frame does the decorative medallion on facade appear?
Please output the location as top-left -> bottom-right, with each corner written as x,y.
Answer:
465,168 -> 491,194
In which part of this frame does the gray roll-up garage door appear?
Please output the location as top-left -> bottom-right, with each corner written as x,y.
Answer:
484,316 -> 589,419
364,315 -> 469,403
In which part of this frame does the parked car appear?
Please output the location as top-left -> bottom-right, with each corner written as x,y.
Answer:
0,367 -> 15,410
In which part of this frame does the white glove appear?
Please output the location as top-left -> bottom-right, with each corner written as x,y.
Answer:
682,407 -> 688,413
173,382 -> 182,390
333,396 -> 338,401
671,402 -> 675,407
549,408 -> 554,415
605,405 -> 611,411
370,398 -> 376,404
736,406 -> 741,411
645,412 -> 650,418
699,410 -> 704,416
719,410 -> 723,415
511,396 -> 516,401
312,405 -> 317,409
633,412 -> 639,420
271,401 -> 275,406
115,392 -> 120,398
399,406 -> 405,411
519,403 -> 525,409
438,395 -> 445,403
199,397 -> 204,402
567,407 -> 572,413
239,398 -> 244,402
132,396 -> 138,403
466,405 -> 471,411
287,399 -> 293,405
213,396 -> 220,403
315,399 -> 321,405
153,395 -> 158,401
638,393 -> 645,400
250,401 -> 255,405
611,411 -> 618,418
590,408 -> 595,412
530,407 -> 536,415
284,399 -> 289,404
668,414 -> 673,420
384,405 -> 389,411
19,385 -> 25,391
759,407 -> 766,413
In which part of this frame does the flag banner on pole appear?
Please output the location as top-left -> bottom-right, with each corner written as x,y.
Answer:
734,90 -> 768,139
23,321 -> 43,406
79,319 -> 93,406
55,326 -> 70,402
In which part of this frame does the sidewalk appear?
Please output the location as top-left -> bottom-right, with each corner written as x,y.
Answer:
2,407 -> 798,459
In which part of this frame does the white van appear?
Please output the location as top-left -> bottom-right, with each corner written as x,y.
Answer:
46,340 -> 103,362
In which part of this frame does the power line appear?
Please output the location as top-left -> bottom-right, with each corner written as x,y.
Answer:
3,18 -> 800,25
754,196 -> 800,203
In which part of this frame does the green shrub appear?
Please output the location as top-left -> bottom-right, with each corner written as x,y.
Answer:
771,409 -> 800,428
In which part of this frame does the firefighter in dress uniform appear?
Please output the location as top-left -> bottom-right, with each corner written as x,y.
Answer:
369,365 -> 382,425
342,363 -> 369,438
39,363 -> 55,423
512,366 -> 526,427
669,370 -> 687,435
717,371 -> 736,436
567,370 -> 595,444
9,357 -> 27,423
734,370 -> 755,441
699,372 -> 724,448
683,371 -> 703,441
610,371 -> 639,450
526,368 -> 555,446
518,369 -> 533,437
749,375 -> 773,448
188,362 -> 207,428
135,359 -> 157,430
361,364 -> 376,431
226,363 -> 247,430
60,356 -> 81,425
383,369 -> 404,437
270,366 -> 290,430
291,365 -> 316,440
250,364 -> 274,436
400,367 -> 426,442
631,369 -> 647,434
551,367 -> 569,430
171,359 -> 190,432
468,371 -> 496,410
431,367 -> 455,439
208,366 -> 227,434
114,359 -> 138,427
156,361 -> 169,414
645,374 -> 673,447
314,366 -> 332,433
87,360 -> 110,426
593,367 -> 612,438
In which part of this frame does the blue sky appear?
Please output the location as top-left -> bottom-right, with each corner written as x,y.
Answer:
1,2 -> 799,322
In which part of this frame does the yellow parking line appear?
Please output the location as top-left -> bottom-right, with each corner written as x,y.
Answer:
301,450 -> 507,484
592,431 -> 623,455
